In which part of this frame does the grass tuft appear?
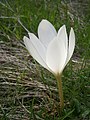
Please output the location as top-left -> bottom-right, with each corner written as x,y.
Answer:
0,0 -> 90,119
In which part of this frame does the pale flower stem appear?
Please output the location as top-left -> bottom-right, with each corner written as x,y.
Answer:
56,74 -> 64,111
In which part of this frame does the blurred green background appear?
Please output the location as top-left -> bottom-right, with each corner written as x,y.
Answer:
0,0 -> 90,120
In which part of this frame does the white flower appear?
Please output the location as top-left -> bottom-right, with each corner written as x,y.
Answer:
23,19 -> 75,76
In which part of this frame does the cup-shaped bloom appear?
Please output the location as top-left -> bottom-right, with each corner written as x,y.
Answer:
23,19 -> 75,76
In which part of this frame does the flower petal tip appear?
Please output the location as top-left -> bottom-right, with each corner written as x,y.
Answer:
41,19 -> 48,22
71,27 -> 73,31
63,24 -> 66,27
70,27 -> 75,38
23,36 -> 27,42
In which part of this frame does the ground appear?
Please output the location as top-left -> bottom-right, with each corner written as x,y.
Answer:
0,0 -> 90,120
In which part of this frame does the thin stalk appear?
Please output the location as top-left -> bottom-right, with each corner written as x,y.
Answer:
56,74 -> 64,111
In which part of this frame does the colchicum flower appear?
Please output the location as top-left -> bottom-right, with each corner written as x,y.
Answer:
23,19 -> 75,111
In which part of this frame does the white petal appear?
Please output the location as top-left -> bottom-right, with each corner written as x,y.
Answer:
28,33 -> 46,60
57,25 -> 68,70
23,34 -> 49,70
46,37 -> 67,75
38,19 -> 57,48
57,25 -> 68,50
66,28 -> 75,63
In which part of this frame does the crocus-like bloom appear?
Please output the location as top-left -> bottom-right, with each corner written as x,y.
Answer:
23,19 -> 75,76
